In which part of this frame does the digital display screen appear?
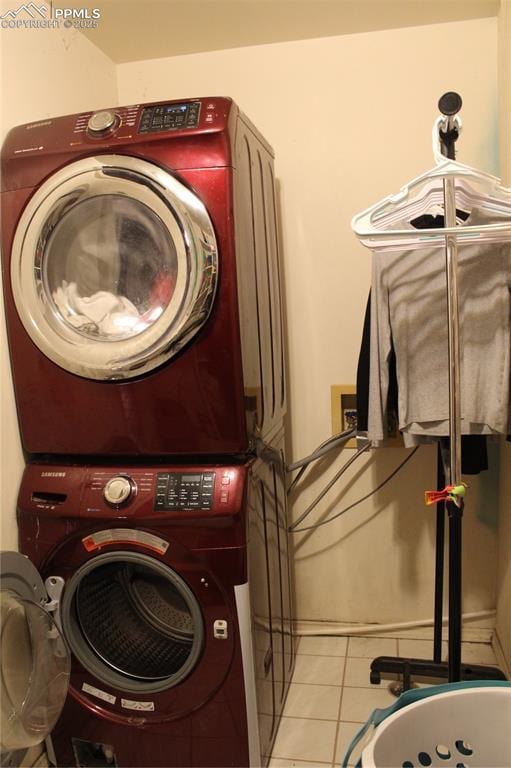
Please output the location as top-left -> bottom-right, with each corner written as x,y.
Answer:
182,475 -> 201,482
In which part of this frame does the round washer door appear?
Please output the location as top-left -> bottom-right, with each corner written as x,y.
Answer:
11,155 -> 218,380
0,552 -> 70,753
61,552 -> 205,694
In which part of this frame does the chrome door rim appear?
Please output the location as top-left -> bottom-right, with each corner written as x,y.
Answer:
11,155 -> 218,380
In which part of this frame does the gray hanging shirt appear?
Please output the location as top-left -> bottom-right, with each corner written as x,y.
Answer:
368,210 -> 511,446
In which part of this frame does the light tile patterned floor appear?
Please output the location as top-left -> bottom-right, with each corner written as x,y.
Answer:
268,635 -> 501,767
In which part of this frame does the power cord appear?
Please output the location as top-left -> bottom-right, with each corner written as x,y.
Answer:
288,441 -> 370,530
286,428 -> 355,495
289,446 -> 419,533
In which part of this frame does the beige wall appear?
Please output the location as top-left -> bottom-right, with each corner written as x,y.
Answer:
498,441 -> 511,666
499,0 -> 511,187
118,18 -> 501,626
0,9 -> 118,551
0,12 -> 505,633
497,0 -> 511,668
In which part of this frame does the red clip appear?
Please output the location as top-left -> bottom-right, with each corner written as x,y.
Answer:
425,483 -> 467,507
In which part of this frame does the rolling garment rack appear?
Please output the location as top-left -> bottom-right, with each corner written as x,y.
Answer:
367,93 -> 506,688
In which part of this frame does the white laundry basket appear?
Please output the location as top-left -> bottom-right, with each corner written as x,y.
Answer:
342,681 -> 511,768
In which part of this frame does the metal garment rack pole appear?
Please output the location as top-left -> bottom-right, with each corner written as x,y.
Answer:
441,96 -> 463,682
369,92 -> 505,690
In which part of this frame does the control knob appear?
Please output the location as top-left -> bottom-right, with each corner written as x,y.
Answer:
87,110 -> 118,135
103,475 -> 133,506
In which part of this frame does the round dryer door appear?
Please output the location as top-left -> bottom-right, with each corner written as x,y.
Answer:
0,552 -> 70,753
11,155 -> 218,380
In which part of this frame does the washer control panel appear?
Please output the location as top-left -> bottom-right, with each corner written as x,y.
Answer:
138,101 -> 201,134
155,472 -> 215,511
20,465 -> 244,519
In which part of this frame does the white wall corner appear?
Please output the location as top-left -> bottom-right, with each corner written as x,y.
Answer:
498,0 -> 511,183
0,17 -> 118,550
496,440 -> 511,671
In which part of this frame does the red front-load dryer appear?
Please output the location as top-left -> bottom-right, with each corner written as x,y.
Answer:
1,98 -> 285,459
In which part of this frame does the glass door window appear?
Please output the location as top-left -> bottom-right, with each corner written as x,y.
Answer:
46,195 -> 178,341
0,590 -> 70,752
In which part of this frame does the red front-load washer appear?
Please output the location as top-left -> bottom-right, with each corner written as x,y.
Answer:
1,98 -> 286,459
9,451 -> 295,767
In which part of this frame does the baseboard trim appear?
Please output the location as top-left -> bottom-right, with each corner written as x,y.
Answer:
294,615 -> 496,643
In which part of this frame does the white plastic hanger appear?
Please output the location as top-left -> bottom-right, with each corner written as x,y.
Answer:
351,116 -> 511,251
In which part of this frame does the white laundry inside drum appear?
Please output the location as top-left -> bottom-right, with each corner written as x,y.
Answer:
0,591 -> 70,753
46,195 -> 178,341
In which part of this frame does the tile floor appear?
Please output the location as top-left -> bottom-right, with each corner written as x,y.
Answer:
268,635 -> 502,767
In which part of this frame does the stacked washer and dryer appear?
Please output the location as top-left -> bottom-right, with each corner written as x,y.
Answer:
0,98 -> 294,767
